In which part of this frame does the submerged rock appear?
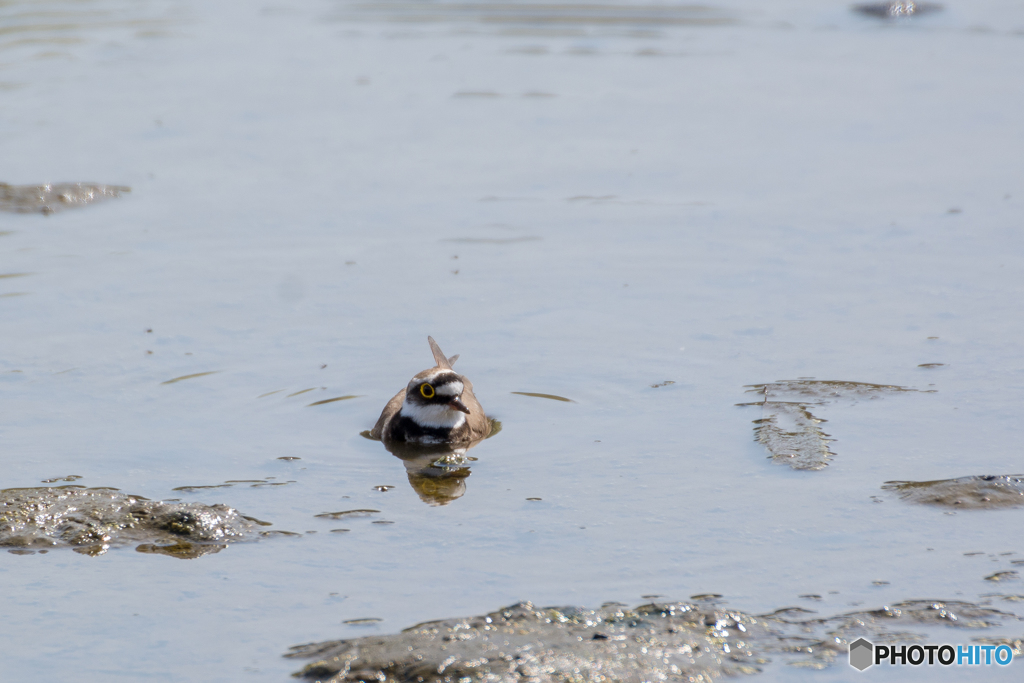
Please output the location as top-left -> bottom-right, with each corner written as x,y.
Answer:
0,486 -> 266,557
287,599 -> 1020,681
0,182 -> 129,214
882,475 -> 1024,509
740,380 -> 921,471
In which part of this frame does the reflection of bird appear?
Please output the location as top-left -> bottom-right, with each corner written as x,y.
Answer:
407,468 -> 469,506
366,439 -> 481,506
369,337 -> 491,444
392,446 -> 472,506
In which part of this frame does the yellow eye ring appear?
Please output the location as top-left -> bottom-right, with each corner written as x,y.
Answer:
419,383 -> 435,399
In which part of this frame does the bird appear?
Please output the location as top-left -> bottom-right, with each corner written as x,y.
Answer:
369,337 -> 491,445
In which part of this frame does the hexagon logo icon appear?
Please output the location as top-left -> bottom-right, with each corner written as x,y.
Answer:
849,638 -> 874,671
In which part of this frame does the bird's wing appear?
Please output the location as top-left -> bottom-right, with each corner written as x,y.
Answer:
369,388 -> 406,439
460,379 -> 491,440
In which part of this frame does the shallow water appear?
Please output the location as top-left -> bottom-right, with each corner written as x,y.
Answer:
2,0 -> 1024,680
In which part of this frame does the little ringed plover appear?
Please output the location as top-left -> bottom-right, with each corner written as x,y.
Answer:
369,336 -> 490,445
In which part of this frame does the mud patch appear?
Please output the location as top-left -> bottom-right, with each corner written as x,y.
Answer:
853,2 -> 943,19
882,475 -> 1024,509
0,486 -> 266,557
286,599 -> 1021,681
0,182 -> 129,214
739,380 -> 922,471
329,2 -> 735,35
173,477 -> 295,492
511,391 -> 574,402
745,380 -> 917,403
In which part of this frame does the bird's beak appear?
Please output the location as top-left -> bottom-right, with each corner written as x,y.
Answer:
448,397 -> 470,414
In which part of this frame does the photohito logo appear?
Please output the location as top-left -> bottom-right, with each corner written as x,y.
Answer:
849,638 -> 1014,671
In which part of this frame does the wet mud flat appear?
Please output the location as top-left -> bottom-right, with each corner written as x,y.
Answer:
0,485 -> 268,558
288,599 -> 1023,681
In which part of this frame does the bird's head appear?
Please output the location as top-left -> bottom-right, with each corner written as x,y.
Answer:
404,369 -> 469,416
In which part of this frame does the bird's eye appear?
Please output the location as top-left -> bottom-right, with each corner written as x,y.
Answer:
419,383 -> 435,399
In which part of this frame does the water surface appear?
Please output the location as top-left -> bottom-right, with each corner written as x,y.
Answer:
2,0 -> 1023,680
